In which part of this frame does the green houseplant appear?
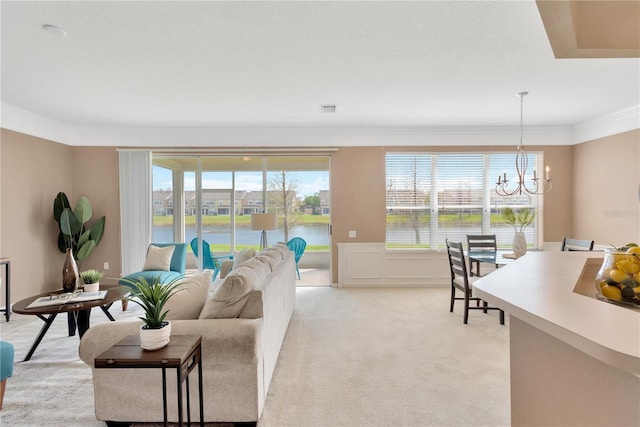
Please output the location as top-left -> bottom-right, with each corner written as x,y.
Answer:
79,269 -> 104,292
122,276 -> 184,350
502,207 -> 535,257
502,207 -> 535,233
53,192 -> 106,262
79,269 -> 104,284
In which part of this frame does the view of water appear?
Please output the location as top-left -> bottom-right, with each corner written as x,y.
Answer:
153,223 -> 331,247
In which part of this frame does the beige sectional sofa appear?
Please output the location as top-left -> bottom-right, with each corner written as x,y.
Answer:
79,243 -> 297,426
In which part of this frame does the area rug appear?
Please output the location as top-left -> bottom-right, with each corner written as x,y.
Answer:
0,287 -> 510,426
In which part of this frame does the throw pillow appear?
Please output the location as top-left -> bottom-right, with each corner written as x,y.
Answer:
208,277 -> 224,298
232,248 -> 256,269
199,269 -> 256,319
255,253 -> 278,271
143,245 -> 175,271
164,270 -> 212,320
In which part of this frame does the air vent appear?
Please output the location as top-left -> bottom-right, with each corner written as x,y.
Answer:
320,105 -> 336,113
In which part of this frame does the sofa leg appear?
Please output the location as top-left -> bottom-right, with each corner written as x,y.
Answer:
105,422 -> 132,427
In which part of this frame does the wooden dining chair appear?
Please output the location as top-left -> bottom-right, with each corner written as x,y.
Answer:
446,239 -> 505,325
466,234 -> 497,276
561,237 -> 595,252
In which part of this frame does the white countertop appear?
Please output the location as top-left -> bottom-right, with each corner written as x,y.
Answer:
473,251 -> 640,377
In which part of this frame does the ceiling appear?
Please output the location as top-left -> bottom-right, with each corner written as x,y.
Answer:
1,1 -> 639,146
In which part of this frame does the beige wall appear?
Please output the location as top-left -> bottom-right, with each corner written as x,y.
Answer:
329,144 -> 573,282
0,127 -> 636,297
572,129 -> 640,246
0,129 -> 121,304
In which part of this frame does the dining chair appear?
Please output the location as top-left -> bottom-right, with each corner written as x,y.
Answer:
190,238 -> 234,280
466,234 -> 497,276
561,237 -> 595,251
286,237 -> 307,279
446,239 -> 505,325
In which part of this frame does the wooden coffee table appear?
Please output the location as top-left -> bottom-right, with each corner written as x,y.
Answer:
12,284 -> 129,361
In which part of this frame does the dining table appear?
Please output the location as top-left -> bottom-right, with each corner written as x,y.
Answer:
466,250 -> 518,276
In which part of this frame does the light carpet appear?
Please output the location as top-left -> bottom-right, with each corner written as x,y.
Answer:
0,287 -> 510,426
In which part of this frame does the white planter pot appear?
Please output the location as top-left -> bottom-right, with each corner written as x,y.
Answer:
83,282 -> 100,293
139,321 -> 171,351
512,232 -> 527,258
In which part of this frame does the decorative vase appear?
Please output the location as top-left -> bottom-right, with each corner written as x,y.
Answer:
594,248 -> 640,306
139,321 -> 171,351
62,248 -> 79,293
512,232 -> 527,258
83,282 -> 100,293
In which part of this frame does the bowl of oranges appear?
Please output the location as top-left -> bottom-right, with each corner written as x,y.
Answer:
595,243 -> 640,307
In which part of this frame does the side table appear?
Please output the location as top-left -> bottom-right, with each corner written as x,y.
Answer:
0,258 -> 10,321
95,335 -> 204,427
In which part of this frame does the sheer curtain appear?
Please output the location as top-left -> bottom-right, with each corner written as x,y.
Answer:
118,150 -> 151,275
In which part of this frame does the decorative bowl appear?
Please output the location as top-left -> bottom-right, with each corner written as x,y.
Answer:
595,247 -> 640,307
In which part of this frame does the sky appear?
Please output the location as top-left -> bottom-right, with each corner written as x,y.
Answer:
153,167 -> 329,198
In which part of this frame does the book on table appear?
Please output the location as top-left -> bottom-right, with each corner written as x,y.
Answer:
26,290 -> 108,309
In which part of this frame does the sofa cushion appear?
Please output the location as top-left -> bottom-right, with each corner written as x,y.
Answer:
272,243 -> 290,259
232,248 -> 256,269
143,245 -> 174,271
164,270 -> 212,320
256,250 -> 280,270
199,273 -> 254,319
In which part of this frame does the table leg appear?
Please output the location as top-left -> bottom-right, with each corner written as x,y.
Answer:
177,366 -> 184,426
186,373 -> 191,425
198,349 -> 204,426
99,304 -> 116,321
24,313 -> 58,361
67,312 -> 77,336
162,368 -> 168,427
77,308 -> 92,338
4,261 -> 10,322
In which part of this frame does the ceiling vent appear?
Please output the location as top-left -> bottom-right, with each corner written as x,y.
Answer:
320,105 -> 336,113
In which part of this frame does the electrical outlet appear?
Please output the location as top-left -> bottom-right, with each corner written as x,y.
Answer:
349,230 -> 356,238
104,262 -> 109,270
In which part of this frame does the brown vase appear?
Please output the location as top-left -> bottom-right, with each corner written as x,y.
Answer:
62,248 -> 79,292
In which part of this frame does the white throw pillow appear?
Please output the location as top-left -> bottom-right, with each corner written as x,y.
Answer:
232,248 -> 256,269
207,277 -> 224,298
199,271 -> 255,319
143,245 -> 175,271
164,270 -> 212,320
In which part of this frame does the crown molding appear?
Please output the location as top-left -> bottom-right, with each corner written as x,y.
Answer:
572,104 -> 640,144
2,102 -> 636,148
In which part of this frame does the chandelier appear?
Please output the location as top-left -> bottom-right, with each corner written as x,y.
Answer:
495,92 -> 552,197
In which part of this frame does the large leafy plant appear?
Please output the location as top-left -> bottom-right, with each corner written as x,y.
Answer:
122,276 -> 183,329
502,207 -> 535,233
53,192 -> 106,261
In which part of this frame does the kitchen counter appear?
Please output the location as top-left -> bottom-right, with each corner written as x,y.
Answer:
473,251 -> 640,426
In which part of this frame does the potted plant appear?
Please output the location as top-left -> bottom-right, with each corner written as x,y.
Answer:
79,269 -> 104,293
502,207 -> 535,257
53,192 -> 106,263
122,276 -> 183,350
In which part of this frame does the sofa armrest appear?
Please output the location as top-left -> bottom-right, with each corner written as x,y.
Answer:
79,318 -> 263,367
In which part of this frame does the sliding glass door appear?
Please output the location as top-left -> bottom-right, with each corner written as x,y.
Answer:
152,154 -> 330,275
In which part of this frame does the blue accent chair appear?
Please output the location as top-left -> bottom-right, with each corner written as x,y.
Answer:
0,340 -> 14,410
286,237 -> 307,279
190,238 -> 233,280
119,243 -> 187,288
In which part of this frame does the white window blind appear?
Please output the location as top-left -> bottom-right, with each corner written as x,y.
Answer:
386,152 -> 541,250
386,154 -> 432,248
